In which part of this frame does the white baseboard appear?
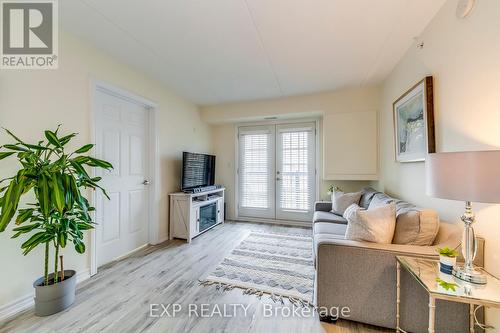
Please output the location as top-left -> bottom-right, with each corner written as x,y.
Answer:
77,268 -> 91,284
155,235 -> 169,244
0,268 -> 91,323
113,244 -> 149,262
0,294 -> 33,323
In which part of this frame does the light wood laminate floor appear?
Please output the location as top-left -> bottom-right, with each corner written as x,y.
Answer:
1,221 -> 390,333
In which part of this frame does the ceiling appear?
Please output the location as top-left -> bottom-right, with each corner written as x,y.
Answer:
60,0 -> 445,106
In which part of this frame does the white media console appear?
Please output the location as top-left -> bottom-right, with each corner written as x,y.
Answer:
169,187 -> 225,242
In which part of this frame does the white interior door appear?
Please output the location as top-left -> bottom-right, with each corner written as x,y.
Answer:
237,122 -> 316,222
276,123 -> 316,221
95,89 -> 150,267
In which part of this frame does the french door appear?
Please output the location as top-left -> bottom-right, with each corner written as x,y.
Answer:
238,122 -> 316,222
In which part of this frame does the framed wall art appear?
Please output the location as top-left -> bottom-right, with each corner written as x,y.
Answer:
393,76 -> 435,162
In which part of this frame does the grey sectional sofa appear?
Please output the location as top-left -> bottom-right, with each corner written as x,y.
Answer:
313,188 -> 484,332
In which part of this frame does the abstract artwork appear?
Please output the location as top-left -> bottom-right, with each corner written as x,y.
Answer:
393,76 -> 435,162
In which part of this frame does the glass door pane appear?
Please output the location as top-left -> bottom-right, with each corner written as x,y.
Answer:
237,125 -> 275,219
276,123 -> 315,221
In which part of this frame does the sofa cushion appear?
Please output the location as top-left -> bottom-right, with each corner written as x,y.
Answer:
313,211 -> 348,224
359,187 -> 379,209
368,193 -> 439,246
313,221 -> 348,236
393,205 -> 440,246
344,203 -> 396,244
331,190 -> 362,215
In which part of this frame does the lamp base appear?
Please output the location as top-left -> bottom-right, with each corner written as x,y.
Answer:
453,265 -> 487,285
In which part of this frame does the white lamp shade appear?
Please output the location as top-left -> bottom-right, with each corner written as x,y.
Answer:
426,150 -> 500,204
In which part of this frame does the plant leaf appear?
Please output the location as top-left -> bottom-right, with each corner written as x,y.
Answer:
76,222 -> 94,230
44,130 -> 61,147
75,144 -> 94,154
24,144 -> 49,151
73,156 -> 88,162
37,175 -> 50,217
20,231 -> 47,249
0,176 -> 14,185
0,179 -> 21,232
22,234 -> 53,255
62,174 -> 74,211
74,241 -> 85,254
2,128 -> 25,144
12,222 -> 40,234
59,133 -> 77,146
0,152 -> 15,160
84,157 -> 113,170
69,160 -> 90,179
3,144 -> 28,152
15,208 -> 34,224
59,232 -> 67,248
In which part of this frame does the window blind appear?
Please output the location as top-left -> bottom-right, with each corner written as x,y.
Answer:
239,132 -> 271,209
279,129 -> 312,211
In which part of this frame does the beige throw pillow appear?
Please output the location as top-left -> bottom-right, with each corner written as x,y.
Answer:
393,208 -> 440,245
344,203 -> 397,244
331,190 -> 362,215
368,193 -> 439,245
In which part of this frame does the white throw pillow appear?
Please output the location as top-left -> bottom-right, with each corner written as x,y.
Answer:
331,190 -> 362,215
344,203 -> 397,244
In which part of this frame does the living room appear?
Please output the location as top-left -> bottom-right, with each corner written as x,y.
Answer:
1,0 -> 500,332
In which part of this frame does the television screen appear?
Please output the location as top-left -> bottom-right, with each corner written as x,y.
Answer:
181,152 -> 216,190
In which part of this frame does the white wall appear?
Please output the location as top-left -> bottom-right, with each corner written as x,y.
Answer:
0,31 -> 212,309
203,87 -> 380,220
379,0 -> 500,328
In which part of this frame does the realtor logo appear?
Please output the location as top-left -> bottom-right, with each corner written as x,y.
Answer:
1,0 -> 58,69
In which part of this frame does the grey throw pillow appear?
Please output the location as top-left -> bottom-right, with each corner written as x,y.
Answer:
368,194 -> 395,209
344,202 -> 397,244
331,190 -> 362,215
359,187 -> 379,209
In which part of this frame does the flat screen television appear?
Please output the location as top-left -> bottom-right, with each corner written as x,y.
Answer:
181,152 -> 216,191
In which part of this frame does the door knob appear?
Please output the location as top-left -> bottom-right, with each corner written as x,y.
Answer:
276,177 -> 281,181
142,180 -> 150,185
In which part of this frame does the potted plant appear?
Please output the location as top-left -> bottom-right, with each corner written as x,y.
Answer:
437,246 -> 459,276
0,126 -> 112,316
327,185 -> 342,196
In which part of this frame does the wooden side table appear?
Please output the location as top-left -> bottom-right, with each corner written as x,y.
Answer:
396,256 -> 500,333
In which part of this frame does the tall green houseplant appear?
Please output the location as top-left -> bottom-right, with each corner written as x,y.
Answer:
0,126 -> 112,286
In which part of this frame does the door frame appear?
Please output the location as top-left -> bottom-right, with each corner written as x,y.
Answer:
89,80 -> 160,276
234,118 -> 320,225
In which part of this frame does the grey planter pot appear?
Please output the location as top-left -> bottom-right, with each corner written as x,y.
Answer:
33,270 -> 76,316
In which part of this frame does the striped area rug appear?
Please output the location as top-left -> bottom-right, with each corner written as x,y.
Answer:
202,231 -> 315,304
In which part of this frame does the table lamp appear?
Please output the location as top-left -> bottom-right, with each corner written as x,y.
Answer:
426,150 -> 500,284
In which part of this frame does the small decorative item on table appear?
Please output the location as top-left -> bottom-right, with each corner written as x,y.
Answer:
437,246 -> 459,275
